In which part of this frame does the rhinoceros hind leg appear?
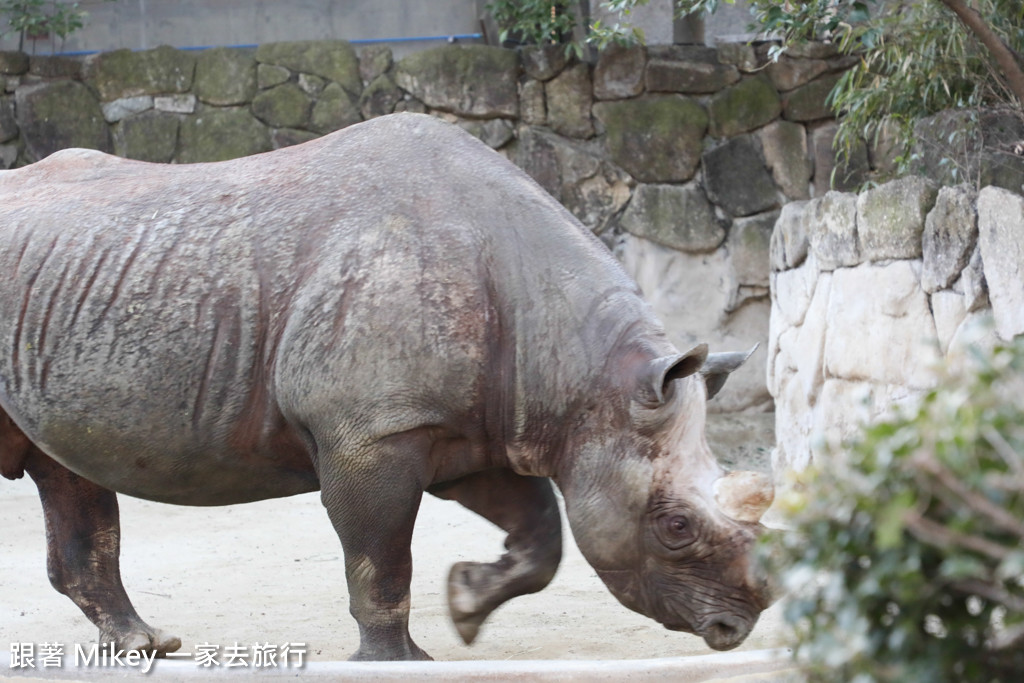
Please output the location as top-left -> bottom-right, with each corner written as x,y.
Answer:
318,432 -> 433,661
25,448 -> 181,656
429,469 -> 562,645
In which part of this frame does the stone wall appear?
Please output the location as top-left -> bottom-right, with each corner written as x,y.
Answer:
0,40 -> 864,412
768,179 -> 1024,474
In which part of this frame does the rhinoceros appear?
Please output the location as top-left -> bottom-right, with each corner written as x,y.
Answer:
0,112 -> 774,661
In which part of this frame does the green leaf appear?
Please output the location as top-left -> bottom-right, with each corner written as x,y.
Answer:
875,490 -> 915,550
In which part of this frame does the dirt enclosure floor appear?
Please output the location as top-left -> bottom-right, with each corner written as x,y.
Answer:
1,414 -> 787,670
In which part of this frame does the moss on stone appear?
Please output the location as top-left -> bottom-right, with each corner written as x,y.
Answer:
309,82 -> 361,134
257,64 -> 291,90
177,107 -> 271,163
708,76 -> 781,138
195,47 -> 257,106
85,46 -> 196,101
251,82 -> 312,129
16,81 -> 111,161
358,75 -> 402,119
255,41 -> 361,96
0,51 -> 28,75
394,45 -> 518,118
782,72 -> 841,123
114,111 -> 179,162
593,95 -> 708,182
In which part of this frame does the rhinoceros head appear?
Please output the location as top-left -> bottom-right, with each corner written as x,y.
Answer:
559,343 -> 775,651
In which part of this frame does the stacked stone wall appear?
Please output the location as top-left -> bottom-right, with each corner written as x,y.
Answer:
769,180 -> 1024,474
0,40 -> 869,412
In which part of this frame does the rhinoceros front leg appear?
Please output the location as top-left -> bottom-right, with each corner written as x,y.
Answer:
318,432 -> 433,661
428,469 -> 562,645
24,449 -> 181,654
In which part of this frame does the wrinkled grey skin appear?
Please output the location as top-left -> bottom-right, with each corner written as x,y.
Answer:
0,113 -> 772,660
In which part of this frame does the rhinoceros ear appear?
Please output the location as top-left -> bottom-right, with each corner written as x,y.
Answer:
639,343 -> 708,406
701,344 -> 758,400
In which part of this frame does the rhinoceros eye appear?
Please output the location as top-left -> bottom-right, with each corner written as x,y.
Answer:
655,512 -> 697,550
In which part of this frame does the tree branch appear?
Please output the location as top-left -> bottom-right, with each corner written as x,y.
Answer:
936,0 -> 1024,107
904,512 -> 1015,562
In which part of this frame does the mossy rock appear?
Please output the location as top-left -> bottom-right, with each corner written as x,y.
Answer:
394,45 -> 518,118
0,51 -> 28,75
782,72 -> 841,122
255,41 -> 361,96
545,63 -> 594,139
359,75 -> 402,119
177,107 -> 271,163
593,95 -> 708,183
856,176 -> 938,261
251,82 -> 312,129
0,95 -> 17,144
258,64 -> 291,89
271,128 -> 319,149
620,183 -> 724,252
195,47 -> 257,106
702,135 -> 778,217
85,46 -> 196,101
309,82 -> 361,135
15,81 -> 111,162
707,76 -> 781,138
358,45 -> 393,84
113,111 -> 179,163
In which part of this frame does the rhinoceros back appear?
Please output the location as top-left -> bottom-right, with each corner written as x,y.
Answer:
0,114 -> 663,503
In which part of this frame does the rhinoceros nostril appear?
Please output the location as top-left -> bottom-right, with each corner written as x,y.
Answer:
701,615 -> 748,651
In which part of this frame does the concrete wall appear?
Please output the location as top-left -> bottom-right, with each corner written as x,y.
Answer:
1,0 -> 759,56
0,0 -> 485,57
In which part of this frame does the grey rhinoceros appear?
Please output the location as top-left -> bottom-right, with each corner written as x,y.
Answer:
0,112 -> 774,661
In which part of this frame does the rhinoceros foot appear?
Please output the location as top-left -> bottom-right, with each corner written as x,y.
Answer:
349,641 -> 432,661
447,560 -> 508,645
99,623 -> 181,656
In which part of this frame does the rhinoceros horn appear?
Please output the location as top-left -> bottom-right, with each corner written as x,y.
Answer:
713,470 -> 774,523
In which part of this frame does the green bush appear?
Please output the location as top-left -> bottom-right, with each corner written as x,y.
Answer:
0,0 -> 113,53
767,333 -> 1024,682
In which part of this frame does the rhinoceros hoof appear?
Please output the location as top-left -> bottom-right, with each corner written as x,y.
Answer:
447,561 -> 500,645
100,626 -> 182,656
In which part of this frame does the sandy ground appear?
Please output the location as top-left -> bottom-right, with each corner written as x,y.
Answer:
0,414 -> 788,666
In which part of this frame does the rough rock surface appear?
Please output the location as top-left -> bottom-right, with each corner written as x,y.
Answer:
619,183 -> 723,253
255,41 -> 361,96
769,178 -> 1019,478
807,191 -> 859,270
545,63 -> 594,139
782,72 -> 841,122
15,81 -> 111,161
195,47 -> 257,106
645,46 -> 740,95
702,135 -> 778,217
113,110 -> 179,162
101,95 -> 153,123
177,106 -> 271,163
593,45 -> 646,100
708,76 -> 781,138
758,120 -> 811,200
921,185 -> 978,293
309,82 -> 361,134
85,46 -> 196,101
593,95 -> 707,182
251,82 -> 313,129
394,45 -> 518,118
856,176 -> 938,262
977,186 -> 1024,339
